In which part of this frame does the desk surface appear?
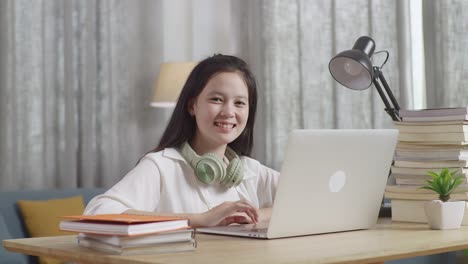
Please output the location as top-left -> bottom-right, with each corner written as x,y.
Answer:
4,218 -> 468,264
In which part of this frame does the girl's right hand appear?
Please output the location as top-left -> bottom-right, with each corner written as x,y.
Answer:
192,199 -> 259,227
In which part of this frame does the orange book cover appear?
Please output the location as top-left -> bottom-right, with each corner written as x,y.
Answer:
60,214 -> 190,236
60,214 -> 186,224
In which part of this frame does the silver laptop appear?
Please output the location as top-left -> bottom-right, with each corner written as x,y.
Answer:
197,129 -> 398,239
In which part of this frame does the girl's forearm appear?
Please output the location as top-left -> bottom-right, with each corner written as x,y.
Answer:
123,209 -> 205,228
124,204 -> 269,227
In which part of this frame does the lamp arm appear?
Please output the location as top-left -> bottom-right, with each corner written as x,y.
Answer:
375,68 -> 401,111
372,67 -> 401,122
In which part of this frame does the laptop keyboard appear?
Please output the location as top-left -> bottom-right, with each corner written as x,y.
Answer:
224,225 -> 268,233
246,227 -> 267,233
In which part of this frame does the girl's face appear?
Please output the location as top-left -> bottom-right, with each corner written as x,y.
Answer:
189,71 -> 249,149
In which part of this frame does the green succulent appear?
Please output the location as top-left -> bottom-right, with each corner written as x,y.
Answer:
419,168 -> 464,202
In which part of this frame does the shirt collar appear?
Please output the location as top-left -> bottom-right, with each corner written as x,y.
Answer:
162,148 -> 188,164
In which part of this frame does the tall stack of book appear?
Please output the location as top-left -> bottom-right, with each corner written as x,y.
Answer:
59,214 -> 196,255
384,107 -> 468,223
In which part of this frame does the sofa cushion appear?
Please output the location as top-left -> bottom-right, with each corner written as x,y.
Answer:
18,195 -> 86,264
0,188 -> 105,264
0,188 -> 105,240
18,195 -> 85,238
0,215 -> 28,264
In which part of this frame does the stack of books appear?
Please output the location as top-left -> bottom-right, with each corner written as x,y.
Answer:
384,107 -> 468,223
59,214 -> 195,255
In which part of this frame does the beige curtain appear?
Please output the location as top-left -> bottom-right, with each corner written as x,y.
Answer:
0,0 -> 165,190
8,0 -> 457,189
424,0 -> 468,108
258,0 -> 404,169
0,0 -> 254,191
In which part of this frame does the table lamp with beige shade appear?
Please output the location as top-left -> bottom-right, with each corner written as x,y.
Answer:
150,62 -> 197,107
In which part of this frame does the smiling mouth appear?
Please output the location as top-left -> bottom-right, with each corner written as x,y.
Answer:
214,122 -> 236,129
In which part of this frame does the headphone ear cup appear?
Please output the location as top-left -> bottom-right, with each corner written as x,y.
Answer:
180,142 -> 243,187
223,156 -> 243,187
195,154 -> 226,184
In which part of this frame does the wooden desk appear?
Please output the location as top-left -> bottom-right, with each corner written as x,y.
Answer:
3,218 -> 468,264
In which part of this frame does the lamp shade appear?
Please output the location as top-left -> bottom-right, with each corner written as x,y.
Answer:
328,36 -> 376,90
151,62 -> 197,107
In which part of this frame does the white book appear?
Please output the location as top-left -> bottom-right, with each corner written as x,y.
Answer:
394,156 -> 468,162
393,173 -> 468,180
399,107 -> 468,118
393,174 -> 468,185
398,132 -> 468,142
385,191 -> 468,201
391,199 -> 468,226
391,166 -> 468,176
394,160 -> 468,168
393,121 -> 468,133
391,200 -> 427,223
77,237 -> 197,255
397,143 -> 468,150
394,178 -> 426,185
395,149 -> 468,161
386,184 -> 468,194
395,178 -> 468,185
402,115 -> 468,122
78,229 -> 194,247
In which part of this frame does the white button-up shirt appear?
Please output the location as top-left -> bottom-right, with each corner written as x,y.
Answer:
84,148 -> 279,215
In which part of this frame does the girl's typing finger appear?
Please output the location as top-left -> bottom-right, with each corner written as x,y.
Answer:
233,202 -> 258,223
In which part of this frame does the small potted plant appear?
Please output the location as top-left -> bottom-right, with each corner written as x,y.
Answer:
420,168 -> 465,230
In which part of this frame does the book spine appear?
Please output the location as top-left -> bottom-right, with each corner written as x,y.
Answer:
395,178 -> 468,185
393,124 -> 468,133
390,199 -> 468,226
391,166 -> 465,175
402,115 -> 468,122
398,132 -> 468,142
391,200 -> 427,223
394,160 -> 468,168
384,191 -> 468,201
399,108 -> 468,117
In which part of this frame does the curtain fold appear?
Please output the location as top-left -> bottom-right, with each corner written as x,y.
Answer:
423,0 -> 468,108
0,0 -> 248,191
260,0 -> 403,169
0,0 -> 164,190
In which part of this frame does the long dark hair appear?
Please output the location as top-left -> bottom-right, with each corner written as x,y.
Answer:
152,54 -> 258,156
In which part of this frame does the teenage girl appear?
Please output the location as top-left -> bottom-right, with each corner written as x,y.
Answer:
84,54 -> 279,227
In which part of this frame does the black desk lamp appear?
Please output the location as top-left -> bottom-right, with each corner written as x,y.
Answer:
329,36 -> 401,122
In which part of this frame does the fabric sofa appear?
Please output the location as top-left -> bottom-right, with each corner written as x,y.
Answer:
0,188 -> 105,264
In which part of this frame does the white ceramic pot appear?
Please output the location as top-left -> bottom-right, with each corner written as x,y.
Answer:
424,200 -> 466,230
